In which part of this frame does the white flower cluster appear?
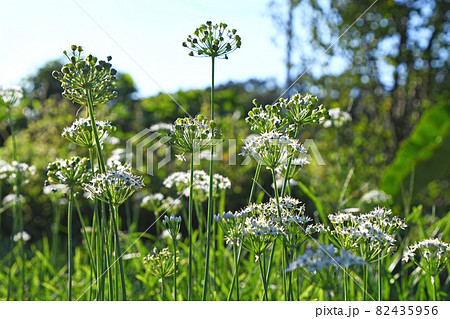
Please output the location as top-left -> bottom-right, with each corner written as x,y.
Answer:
2,194 -> 25,206
240,131 -> 306,169
150,123 -> 173,132
287,244 -> 365,272
323,108 -> 352,128
107,148 -> 127,167
163,170 -> 231,200
216,196 -> 310,255
360,190 -> 392,205
168,115 -> 222,156
13,231 -> 31,242
62,118 -> 116,149
327,207 -> 406,260
141,192 -> 182,215
0,85 -> 23,106
0,161 -> 36,186
403,238 -> 449,268
143,247 -> 176,279
84,165 -> 144,206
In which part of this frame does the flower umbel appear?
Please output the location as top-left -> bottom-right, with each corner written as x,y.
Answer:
84,164 -> 144,206
183,21 -> 241,59
62,118 -> 116,149
0,85 -> 23,107
47,157 -> 90,187
143,247 -> 178,279
403,238 -> 449,276
0,161 -> 36,186
240,131 -> 306,169
278,93 -> 329,128
286,244 -> 366,272
167,115 -> 222,157
52,45 -> 118,106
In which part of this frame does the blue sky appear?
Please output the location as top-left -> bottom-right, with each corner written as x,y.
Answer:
0,0 -> 287,97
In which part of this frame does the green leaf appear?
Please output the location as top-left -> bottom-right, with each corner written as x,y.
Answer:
380,100 -> 450,198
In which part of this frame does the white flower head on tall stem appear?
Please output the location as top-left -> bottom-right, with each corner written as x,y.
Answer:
168,115 -> 222,160
0,85 -> 23,107
47,157 -> 90,188
323,108 -> 352,128
278,93 -> 329,128
0,161 -> 36,186
84,165 -> 144,206
240,131 -> 306,170
403,238 -> 449,276
286,244 -> 365,272
62,118 -> 116,149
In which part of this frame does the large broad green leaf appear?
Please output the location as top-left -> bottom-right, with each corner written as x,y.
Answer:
380,100 -> 450,198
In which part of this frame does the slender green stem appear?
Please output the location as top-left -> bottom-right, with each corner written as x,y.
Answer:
188,157 -> 194,300
161,279 -> 165,301
281,126 -> 298,197
6,105 -> 20,301
112,205 -> 127,300
343,268 -> 348,301
233,244 -> 240,300
287,248 -> 293,301
363,264 -> 368,301
7,106 -> 18,162
249,163 -> 261,205
258,255 -> 268,301
264,170 -> 283,296
86,89 -> 106,173
202,56 -> 216,301
173,238 -> 177,301
67,185 -> 74,301
378,256 -> 382,301
431,275 -> 437,301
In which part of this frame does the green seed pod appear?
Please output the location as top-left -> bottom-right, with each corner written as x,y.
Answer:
62,66 -> 70,74
71,45 -> 77,51
182,42 -> 187,47
107,56 -> 112,61
110,68 -> 117,75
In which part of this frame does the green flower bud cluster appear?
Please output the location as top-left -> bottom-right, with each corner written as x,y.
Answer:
245,99 -> 290,134
162,214 -> 182,239
143,247 -> 178,279
183,21 -> 241,59
52,45 -> 118,106
46,156 -> 90,188
246,93 -> 330,136
167,115 -> 222,156
277,93 -> 329,127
